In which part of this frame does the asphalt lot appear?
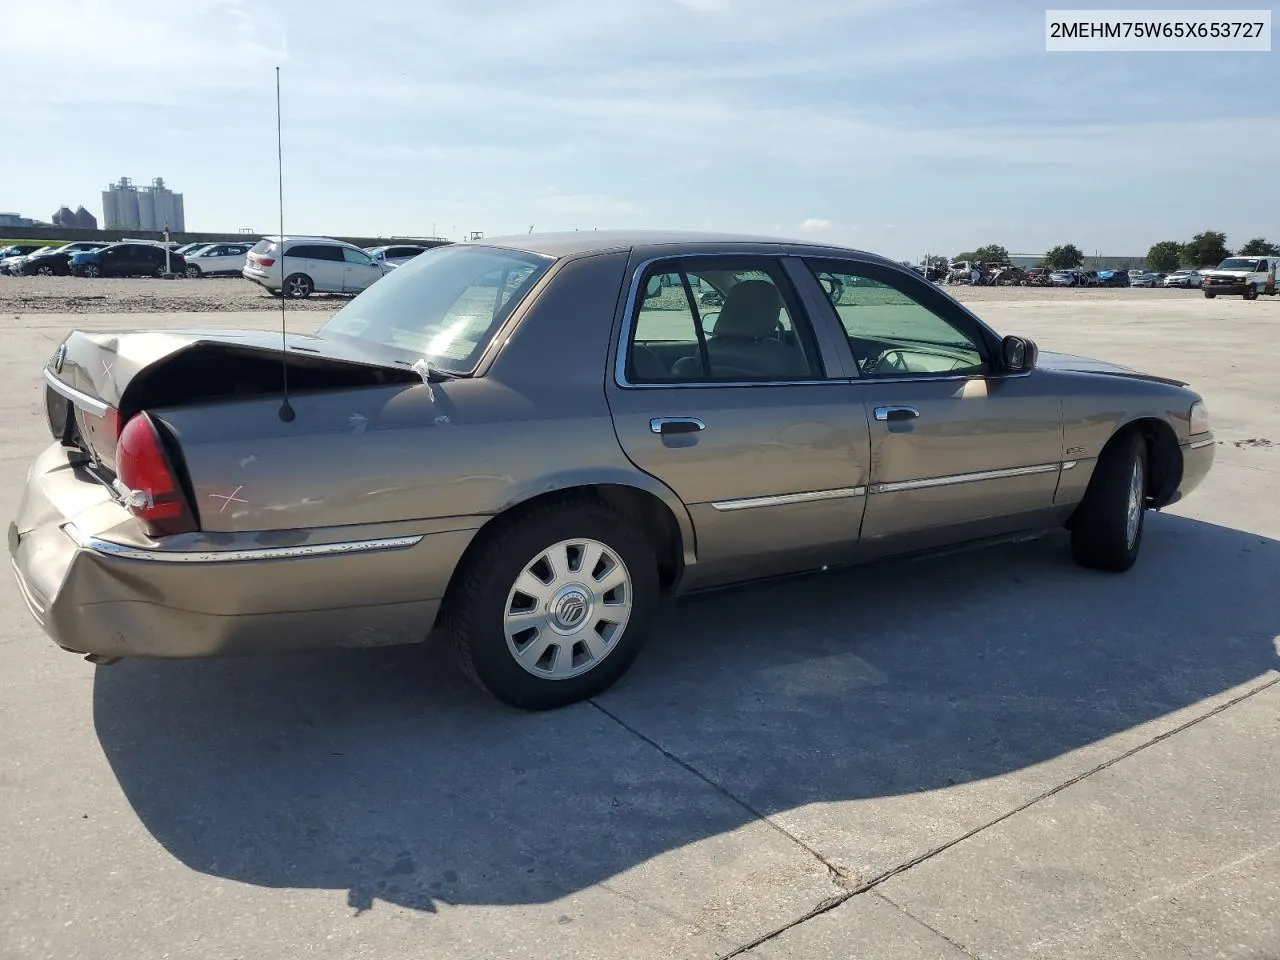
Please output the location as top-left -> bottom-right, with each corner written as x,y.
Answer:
1,288 -> 1278,960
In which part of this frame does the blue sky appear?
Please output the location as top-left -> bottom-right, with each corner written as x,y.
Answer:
2,0 -> 1276,258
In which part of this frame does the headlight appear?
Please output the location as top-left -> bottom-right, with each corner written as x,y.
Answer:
1189,400 -> 1210,436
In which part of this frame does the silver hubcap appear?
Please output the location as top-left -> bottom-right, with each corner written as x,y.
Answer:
86,266 -> 99,277
503,538 -> 632,680
1125,457 -> 1144,549
287,278 -> 308,296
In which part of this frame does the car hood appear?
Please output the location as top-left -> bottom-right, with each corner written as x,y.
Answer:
1202,269 -> 1251,277
1036,350 -> 1187,386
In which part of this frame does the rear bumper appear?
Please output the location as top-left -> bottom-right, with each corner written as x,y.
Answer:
9,442 -> 477,660
241,267 -> 279,291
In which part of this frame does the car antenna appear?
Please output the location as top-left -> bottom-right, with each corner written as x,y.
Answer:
275,65 -> 295,423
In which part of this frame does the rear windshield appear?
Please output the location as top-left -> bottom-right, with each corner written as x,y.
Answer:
250,239 -> 278,255
318,244 -> 553,374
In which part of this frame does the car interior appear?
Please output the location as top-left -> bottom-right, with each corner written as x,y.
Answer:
628,265 -> 988,383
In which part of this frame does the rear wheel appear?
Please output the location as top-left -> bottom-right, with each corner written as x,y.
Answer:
442,500 -> 660,710
1070,431 -> 1148,572
283,273 -> 314,298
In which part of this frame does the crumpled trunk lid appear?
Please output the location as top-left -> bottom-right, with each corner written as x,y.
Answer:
43,328 -> 419,474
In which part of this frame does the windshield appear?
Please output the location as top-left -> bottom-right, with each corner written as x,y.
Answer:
318,244 -> 553,374
1217,258 -> 1262,271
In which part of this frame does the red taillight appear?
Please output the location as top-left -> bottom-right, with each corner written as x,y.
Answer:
115,412 -> 198,538
257,257 -> 275,267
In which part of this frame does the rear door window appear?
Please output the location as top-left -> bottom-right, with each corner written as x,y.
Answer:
627,258 -> 825,383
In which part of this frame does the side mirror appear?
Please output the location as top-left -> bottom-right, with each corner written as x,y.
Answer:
1002,335 -> 1038,373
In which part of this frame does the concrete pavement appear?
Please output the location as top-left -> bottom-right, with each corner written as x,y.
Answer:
1,297 -> 1277,959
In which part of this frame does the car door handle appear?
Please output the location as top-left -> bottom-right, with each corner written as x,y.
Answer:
874,405 -> 920,422
650,417 -> 706,435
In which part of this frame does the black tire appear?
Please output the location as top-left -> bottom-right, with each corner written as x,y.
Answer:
1070,430 -> 1148,572
283,273 -> 314,298
185,264 -> 201,279
83,264 -> 101,278
36,265 -> 54,276
1204,290 -> 1215,299
1242,285 -> 1258,301
442,498 -> 660,710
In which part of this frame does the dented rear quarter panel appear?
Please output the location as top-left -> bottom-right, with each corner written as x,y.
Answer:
155,250 -> 696,556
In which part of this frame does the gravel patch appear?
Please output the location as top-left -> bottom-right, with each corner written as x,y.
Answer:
0,273 -> 1208,315
0,275 -> 345,315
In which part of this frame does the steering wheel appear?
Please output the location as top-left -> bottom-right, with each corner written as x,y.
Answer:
816,273 -> 845,304
861,348 -> 905,377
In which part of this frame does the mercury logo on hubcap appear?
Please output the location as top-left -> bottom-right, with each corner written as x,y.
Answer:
551,588 -> 590,631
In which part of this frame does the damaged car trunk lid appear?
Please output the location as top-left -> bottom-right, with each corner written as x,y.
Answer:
44,328 -> 423,475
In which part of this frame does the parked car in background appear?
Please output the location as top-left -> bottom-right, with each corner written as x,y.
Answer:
12,242 -> 112,276
175,242 -> 212,256
68,242 -> 188,279
366,244 -> 433,269
182,241 -> 254,278
1129,272 -> 1161,287
0,244 -> 58,275
1162,269 -> 1202,288
0,243 -> 50,273
13,230 -> 1215,709
242,235 -> 390,298
1095,269 -> 1130,287
1049,269 -> 1079,286
1200,256 -> 1280,300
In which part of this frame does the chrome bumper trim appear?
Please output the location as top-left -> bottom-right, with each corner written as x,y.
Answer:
62,522 -> 423,563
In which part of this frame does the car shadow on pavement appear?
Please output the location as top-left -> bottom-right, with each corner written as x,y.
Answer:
92,513 -> 1280,913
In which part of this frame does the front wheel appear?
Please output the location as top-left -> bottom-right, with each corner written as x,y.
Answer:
36,265 -> 54,276
283,273 -> 313,298
1070,431 -> 1147,572
1204,290 -> 1215,298
442,500 -> 660,710
184,264 -> 201,279
1242,285 -> 1258,301
82,264 -> 101,278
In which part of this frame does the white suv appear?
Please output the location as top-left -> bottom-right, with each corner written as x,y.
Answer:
242,235 -> 390,298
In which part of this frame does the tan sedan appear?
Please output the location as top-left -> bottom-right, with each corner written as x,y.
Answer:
10,231 -> 1215,709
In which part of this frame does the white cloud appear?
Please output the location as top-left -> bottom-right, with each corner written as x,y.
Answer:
0,0 -> 286,103
800,218 -> 834,232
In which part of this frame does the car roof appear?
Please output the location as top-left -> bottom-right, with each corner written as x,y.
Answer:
263,235 -> 358,246
476,228 -> 903,267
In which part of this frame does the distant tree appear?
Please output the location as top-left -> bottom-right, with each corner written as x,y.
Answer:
1042,244 -> 1084,270
1146,241 -> 1182,273
1238,237 -> 1279,257
1181,231 -> 1231,268
972,244 -> 1010,264
922,254 -> 949,271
